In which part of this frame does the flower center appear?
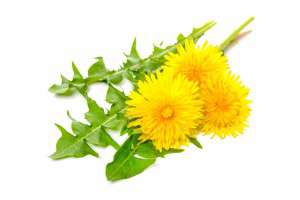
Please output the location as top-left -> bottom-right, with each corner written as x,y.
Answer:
185,66 -> 202,82
161,106 -> 174,119
215,100 -> 230,112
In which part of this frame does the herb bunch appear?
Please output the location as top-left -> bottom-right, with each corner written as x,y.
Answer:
49,18 -> 254,181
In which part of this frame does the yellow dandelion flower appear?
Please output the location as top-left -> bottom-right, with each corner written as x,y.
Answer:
164,39 -> 228,86
126,70 -> 203,151
200,72 -> 251,138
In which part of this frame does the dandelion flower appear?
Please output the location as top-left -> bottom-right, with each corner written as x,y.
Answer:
200,72 -> 251,138
126,70 -> 203,151
164,39 -> 228,86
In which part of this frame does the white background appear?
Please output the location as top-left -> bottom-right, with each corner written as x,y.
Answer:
0,0 -> 299,199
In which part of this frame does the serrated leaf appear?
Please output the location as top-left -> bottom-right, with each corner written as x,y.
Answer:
88,57 -> 109,81
50,124 -> 98,160
49,74 -> 77,95
70,120 -> 103,147
152,44 -> 164,55
120,22 -> 216,85
49,63 -> 87,96
72,62 -> 84,81
105,85 -> 128,131
83,97 -> 120,148
106,85 -> 127,116
107,71 -> 123,84
124,70 -> 136,83
177,33 -> 185,42
49,75 -> 72,95
106,135 -> 155,181
106,85 -> 127,104
71,62 -> 87,95
71,118 -> 119,148
71,120 -> 90,136
103,113 -> 127,130
85,97 -> 107,126
129,38 -> 140,59
98,127 -> 120,149
49,21 -> 215,96
51,97 -> 122,159
124,38 -> 141,67
189,137 -> 203,149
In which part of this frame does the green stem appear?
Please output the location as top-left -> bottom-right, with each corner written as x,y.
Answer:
219,17 -> 254,51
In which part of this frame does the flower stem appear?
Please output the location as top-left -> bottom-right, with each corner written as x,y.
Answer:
219,17 -> 255,51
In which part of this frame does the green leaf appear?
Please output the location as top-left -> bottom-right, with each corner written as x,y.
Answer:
107,71 -> 123,84
157,148 -> 184,157
49,75 -> 73,95
49,63 -> 87,96
83,97 -> 120,148
49,21 -> 216,96
50,124 -> 98,160
189,137 -> 203,149
106,85 -> 127,116
177,33 -> 185,42
120,125 -> 140,136
71,62 -> 87,95
72,62 -> 84,81
136,141 -> 184,158
71,120 -> 90,136
104,85 -> 128,131
124,38 -> 141,67
103,113 -> 127,131
106,85 -> 127,104
85,97 -> 107,126
71,117 -> 119,149
98,127 -> 120,149
87,57 -> 108,81
106,135 -> 156,181
136,141 -> 157,159
51,97 -> 123,159
129,38 -> 140,59
120,21 -> 216,84
70,120 -> 103,147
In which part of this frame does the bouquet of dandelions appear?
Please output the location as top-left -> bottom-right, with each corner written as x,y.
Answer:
49,17 -> 254,181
